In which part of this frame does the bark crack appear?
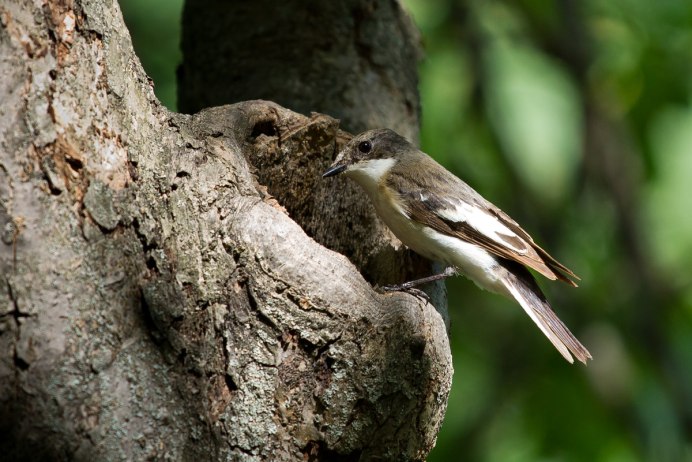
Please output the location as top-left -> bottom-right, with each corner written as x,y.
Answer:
5,278 -> 30,373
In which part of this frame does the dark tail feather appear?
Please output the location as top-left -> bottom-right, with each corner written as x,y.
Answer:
501,265 -> 591,364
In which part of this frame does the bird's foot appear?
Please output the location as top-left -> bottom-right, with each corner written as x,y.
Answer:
379,266 -> 457,302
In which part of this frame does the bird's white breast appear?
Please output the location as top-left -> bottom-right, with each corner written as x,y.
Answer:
346,160 -> 505,295
374,201 -> 504,293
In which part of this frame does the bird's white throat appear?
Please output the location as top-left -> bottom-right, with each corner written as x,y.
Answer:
345,158 -> 397,194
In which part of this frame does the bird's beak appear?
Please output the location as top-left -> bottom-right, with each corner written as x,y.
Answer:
322,163 -> 347,178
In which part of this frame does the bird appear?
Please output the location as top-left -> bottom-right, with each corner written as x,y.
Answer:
323,128 -> 591,364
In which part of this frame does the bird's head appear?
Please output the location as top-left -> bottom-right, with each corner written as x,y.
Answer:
323,129 -> 414,182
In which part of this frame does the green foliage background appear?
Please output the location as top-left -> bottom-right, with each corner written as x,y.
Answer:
120,0 -> 692,460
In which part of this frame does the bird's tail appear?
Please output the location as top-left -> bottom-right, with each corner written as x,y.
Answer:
500,264 -> 591,364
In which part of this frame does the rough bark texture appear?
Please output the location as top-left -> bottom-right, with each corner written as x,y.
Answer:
0,0 -> 452,461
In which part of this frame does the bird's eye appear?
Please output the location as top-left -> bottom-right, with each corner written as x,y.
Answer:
358,141 -> 372,154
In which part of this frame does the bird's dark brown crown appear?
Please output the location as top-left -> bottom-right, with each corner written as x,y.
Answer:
342,128 -> 415,164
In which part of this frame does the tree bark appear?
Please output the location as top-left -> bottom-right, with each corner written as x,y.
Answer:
0,0 -> 452,461
179,0 -> 421,142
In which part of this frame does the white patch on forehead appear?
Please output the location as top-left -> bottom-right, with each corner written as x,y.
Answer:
436,200 -> 526,253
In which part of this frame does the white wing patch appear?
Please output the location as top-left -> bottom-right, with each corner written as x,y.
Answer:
434,200 -> 527,254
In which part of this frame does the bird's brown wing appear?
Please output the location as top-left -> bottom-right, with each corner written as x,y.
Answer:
390,169 -> 579,286
488,207 -> 579,285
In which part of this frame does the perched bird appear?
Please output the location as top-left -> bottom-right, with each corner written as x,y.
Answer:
323,129 -> 591,364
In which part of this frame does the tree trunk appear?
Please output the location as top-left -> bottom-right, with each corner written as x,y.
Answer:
0,0 -> 452,461
178,0 -> 421,142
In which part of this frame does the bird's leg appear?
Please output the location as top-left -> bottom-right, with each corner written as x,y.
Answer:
382,266 -> 457,292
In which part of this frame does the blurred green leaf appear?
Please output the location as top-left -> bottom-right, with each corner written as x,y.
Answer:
644,106 -> 692,286
485,42 -> 581,202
